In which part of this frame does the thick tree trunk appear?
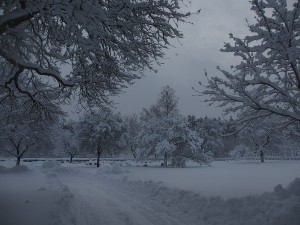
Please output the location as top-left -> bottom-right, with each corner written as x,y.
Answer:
70,155 -> 73,163
164,152 -> 168,168
16,156 -> 21,166
96,151 -> 101,167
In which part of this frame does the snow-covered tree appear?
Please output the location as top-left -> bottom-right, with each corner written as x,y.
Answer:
120,114 -> 140,159
236,117 -> 282,162
229,145 -> 253,160
199,0 -> 300,127
54,120 -> 80,163
187,116 -> 224,158
139,115 -> 211,167
139,86 -> 211,167
79,110 -> 122,167
141,85 -> 179,121
0,124 -> 36,165
140,85 -> 179,165
0,100 -> 54,165
155,85 -> 179,118
220,118 -> 239,157
0,0 -> 195,117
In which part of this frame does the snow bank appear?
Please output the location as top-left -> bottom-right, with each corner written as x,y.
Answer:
274,178 -> 300,197
48,184 -> 78,225
102,175 -> 300,225
0,165 -> 29,173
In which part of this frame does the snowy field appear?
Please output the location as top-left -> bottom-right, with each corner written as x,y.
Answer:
0,159 -> 299,225
125,160 -> 300,198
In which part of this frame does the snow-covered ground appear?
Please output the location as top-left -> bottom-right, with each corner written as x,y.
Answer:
0,159 -> 299,225
124,160 -> 300,198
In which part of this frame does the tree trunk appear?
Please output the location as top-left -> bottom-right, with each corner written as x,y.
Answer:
132,152 -> 136,159
96,151 -> 101,167
164,152 -> 168,168
16,143 -> 21,166
260,150 -> 264,163
131,146 -> 136,159
16,156 -> 21,166
70,155 -> 73,163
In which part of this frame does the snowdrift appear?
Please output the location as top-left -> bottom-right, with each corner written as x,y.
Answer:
102,172 -> 300,225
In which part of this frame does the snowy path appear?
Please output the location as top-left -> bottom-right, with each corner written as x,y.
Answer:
61,174 -> 184,225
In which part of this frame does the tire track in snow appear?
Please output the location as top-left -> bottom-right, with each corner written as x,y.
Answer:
61,175 -> 183,225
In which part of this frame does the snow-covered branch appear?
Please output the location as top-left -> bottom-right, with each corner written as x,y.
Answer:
199,0 -> 300,125
0,0 -> 193,116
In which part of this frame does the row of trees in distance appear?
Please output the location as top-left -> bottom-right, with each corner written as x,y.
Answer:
1,86 -> 299,167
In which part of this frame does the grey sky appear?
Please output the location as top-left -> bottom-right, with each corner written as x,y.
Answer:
113,0 -> 256,118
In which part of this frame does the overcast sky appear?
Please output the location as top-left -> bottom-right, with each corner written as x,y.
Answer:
111,0 -> 257,119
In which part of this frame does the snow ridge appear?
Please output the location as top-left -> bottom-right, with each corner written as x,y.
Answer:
101,174 -> 300,225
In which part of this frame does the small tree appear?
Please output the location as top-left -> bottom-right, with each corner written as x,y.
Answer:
0,119 -> 52,165
236,116 -> 282,162
121,114 -> 140,159
79,111 -> 122,167
0,99 -> 54,165
2,126 -> 35,166
56,121 -> 80,163
156,85 -> 179,118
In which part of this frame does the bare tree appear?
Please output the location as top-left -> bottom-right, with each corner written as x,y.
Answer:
57,121 -> 80,163
156,85 -> 179,118
0,103 -> 53,165
198,0 -> 300,127
141,85 -> 179,120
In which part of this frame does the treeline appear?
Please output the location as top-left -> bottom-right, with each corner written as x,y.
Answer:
1,86 -> 299,167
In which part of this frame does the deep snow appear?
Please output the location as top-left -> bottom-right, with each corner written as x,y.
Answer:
0,159 -> 299,225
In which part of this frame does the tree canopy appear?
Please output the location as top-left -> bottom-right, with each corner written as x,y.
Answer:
0,0 -> 193,118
